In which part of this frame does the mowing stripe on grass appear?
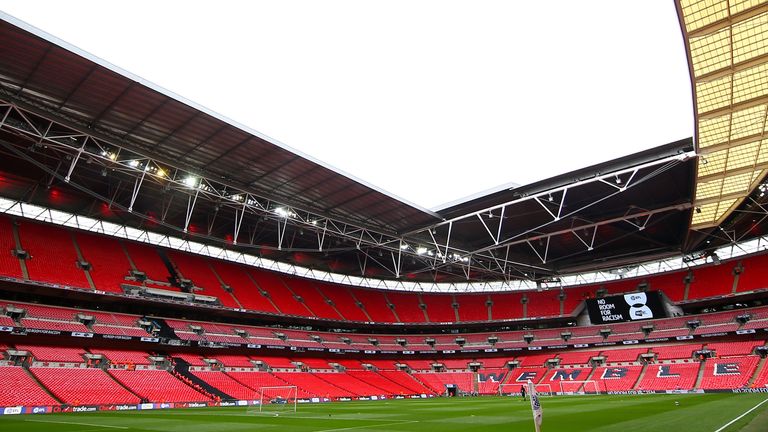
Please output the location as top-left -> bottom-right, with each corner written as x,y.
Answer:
24,419 -> 129,429
713,398 -> 768,432
316,419 -> 419,432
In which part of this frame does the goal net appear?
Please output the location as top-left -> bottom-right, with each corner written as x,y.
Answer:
249,386 -> 298,414
558,380 -> 600,395
499,383 -> 553,397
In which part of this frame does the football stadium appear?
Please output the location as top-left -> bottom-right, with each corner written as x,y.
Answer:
0,1 -> 768,431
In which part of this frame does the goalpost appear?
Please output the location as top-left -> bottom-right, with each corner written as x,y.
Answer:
558,380 -> 600,395
249,386 -> 298,414
499,383 -> 553,396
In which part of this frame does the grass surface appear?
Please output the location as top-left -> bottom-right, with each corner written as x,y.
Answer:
1,394 -> 767,431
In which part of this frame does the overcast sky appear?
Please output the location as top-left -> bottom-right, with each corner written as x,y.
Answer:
0,1 -> 694,210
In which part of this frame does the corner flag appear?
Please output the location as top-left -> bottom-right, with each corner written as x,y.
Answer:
527,379 -> 543,432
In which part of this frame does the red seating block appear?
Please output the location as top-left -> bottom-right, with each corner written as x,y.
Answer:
31,367 -> 140,404
18,222 -> 89,288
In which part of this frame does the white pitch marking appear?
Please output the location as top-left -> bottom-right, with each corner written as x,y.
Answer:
25,419 -> 129,429
713,398 -> 768,432
315,420 -> 419,432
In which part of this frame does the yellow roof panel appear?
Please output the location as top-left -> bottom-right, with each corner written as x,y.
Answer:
681,0 -> 729,32
680,0 -> 768,229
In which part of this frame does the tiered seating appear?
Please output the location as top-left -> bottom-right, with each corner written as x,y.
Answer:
508,367 -> 549,384
403,359 -> 434,370
635,363 -> 700,391
751,360 -> 768,388
526,290 -> 561,317
284,278 -> 341,320
557,351 -> 600,365
21,318 -> 90,333
477,368 -> 506,394
316,284 -> 369,321
346,370 -> 415,394
647,271 -> 685,302
543,367 -> 592,384
602,348 -> 648,363
477,357 -> 511,369
335,359 -> 364,370
440,359 -> 470,370
31,367 -> 140,404
456,294 -> 489,322
313,372 -> 386,396
0,365 -> 60,405
210,261 -> 278,313
172,353 -> 207,366
91,349 -> 151,365
707,341 -> 764,357
189,370 -> 255,399
122,242 -> 170,283
699,356 -> 760,390
737,253 -> 768,292
17,345 -> 86,363
421,294 -> 456,323
412,372 -> 473,393
593,365 -> 644,392
75,232 -> 131,293
651,344 -> 701,360
18,222 -> 89,288
272,372 -> 350,398
351,289 -> 397,322
489,292 -> 524,320
386,292 -> 425,323
0,216 -> 22,278
109,368 -> 210,402
248,270 -> 309,316
367,360 -> 398,370
0,315 -> 14,327
689,264 -> 736,299
214,355 -> 255,367
167,252 -> 239,308
516,353 -> 554,367
377,370 -> 435,394
297,358 -> 331,369
225,371 -> 312,398
257,357 -> 297,369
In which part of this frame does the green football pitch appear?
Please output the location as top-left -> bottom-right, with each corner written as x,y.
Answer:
1,394 -> 767,431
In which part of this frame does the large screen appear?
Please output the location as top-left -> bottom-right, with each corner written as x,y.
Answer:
586,291 -> 666,324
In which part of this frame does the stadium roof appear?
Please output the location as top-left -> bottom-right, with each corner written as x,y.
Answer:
0,9 -> 767,285
677,0 -> 768,228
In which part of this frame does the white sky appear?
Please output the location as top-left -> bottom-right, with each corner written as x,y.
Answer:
0,1 -> 694,210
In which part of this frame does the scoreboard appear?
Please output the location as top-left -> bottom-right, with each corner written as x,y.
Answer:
586,291 -> 666,324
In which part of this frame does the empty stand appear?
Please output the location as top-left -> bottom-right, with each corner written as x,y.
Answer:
489,292 -> 524,320
316,284 -> 369,322
17,222 -> 89,288
0,365 -> 60,406
0,216 -> 22,278
210,261 -> 278,313
110,368 -> 211,402
636,363 -> 699,391
31,367 -> 140,404
351,288 -> 397,322
17,345 -> 86,363
386,292 -> 426,323
736,253 -> 768,293
248,269 -> 309,316
122,242 -> 171,283
421,294 -> 456,323
284,277 -> 342,320
168,251 -> 239,308
526,290 -> 561,317
699,356 -> 760,390
75,231 -> 132,293
689,264 -> 736,299
189,370 -> 254,399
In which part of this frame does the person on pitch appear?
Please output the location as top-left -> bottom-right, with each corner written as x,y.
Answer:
520,384 -> 527,401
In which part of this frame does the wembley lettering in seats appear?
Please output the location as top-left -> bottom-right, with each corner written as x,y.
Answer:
551,370 -> 582,381
586,291 -> 666,324
601,368 -> 628,379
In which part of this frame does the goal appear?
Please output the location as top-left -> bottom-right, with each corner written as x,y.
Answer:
499,383 -> 553,396
250,386 -> 298,414
558,380 -> 600,395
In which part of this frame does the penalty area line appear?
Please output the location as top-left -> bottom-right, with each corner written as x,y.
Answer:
714,398 -> 768,432
24,419 -> 129,429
